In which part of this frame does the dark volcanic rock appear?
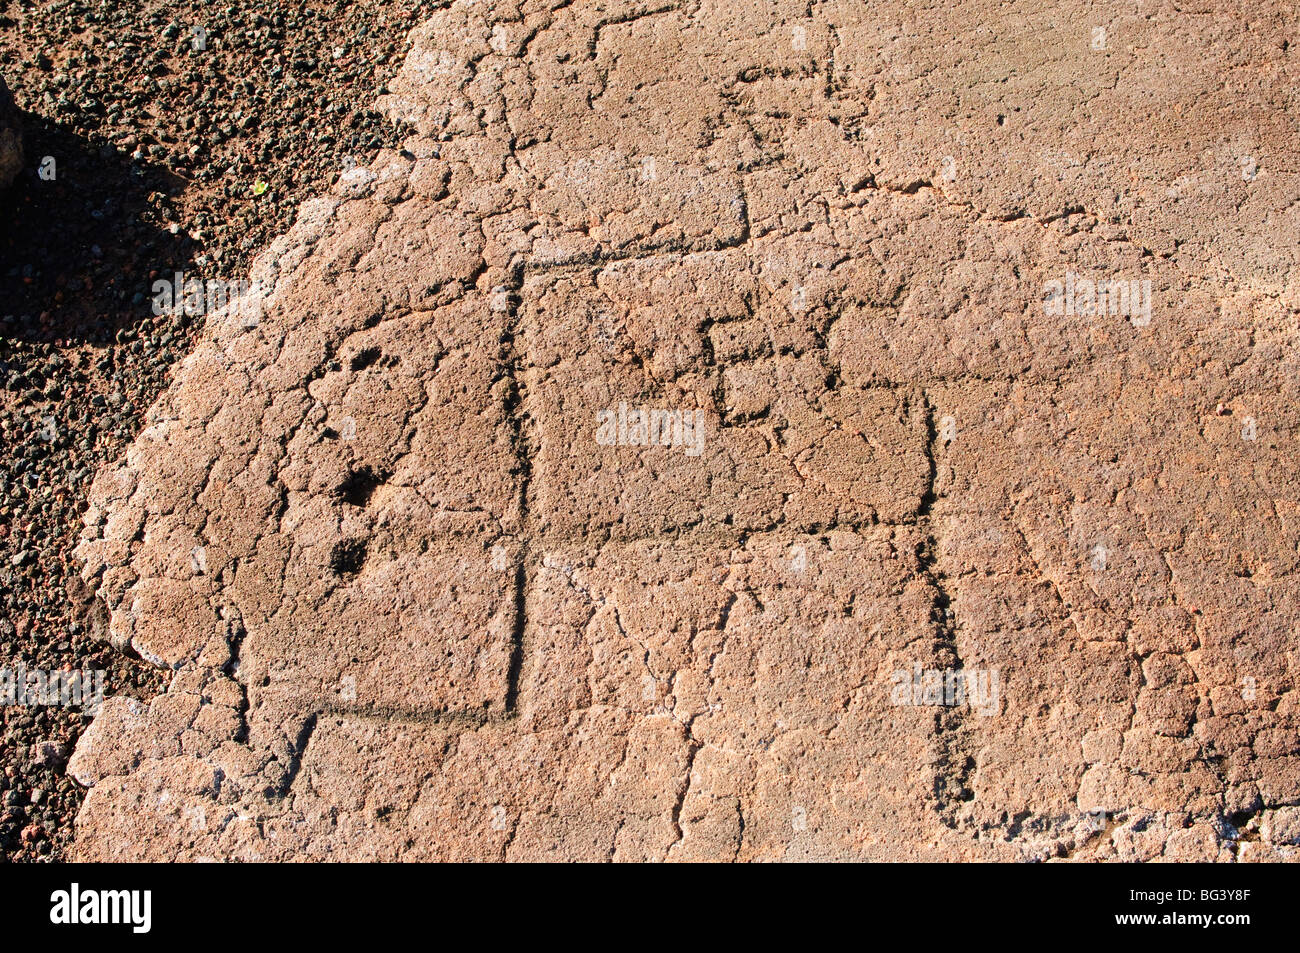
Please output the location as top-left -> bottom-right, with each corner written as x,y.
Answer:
0,74 -> 21,189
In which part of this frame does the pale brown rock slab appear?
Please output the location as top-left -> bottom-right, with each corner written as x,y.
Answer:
70,0 -> 1300,861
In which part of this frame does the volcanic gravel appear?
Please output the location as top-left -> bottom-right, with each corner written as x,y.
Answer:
0,0 -> 437,861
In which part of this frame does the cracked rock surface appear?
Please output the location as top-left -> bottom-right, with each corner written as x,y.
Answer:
70,0 -> 1300,861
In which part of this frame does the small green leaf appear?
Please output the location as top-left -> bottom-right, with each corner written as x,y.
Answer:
252,180 -> 269,196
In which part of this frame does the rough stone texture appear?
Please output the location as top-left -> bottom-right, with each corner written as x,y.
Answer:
0,74 -> 21,190
69,1 -> 1300,861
